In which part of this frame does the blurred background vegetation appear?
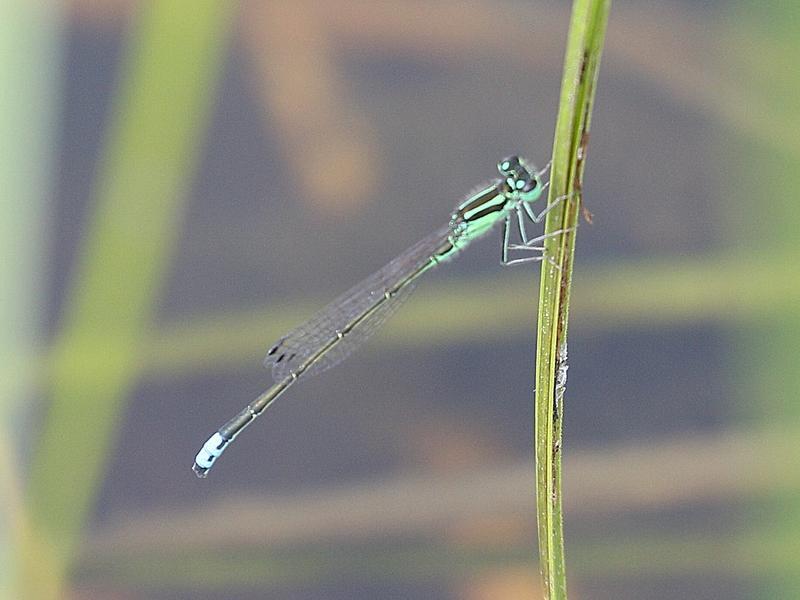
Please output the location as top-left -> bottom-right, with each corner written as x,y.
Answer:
2,1 -> 798,598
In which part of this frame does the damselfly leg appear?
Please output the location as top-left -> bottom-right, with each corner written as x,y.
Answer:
536,160 -> 552,179
502,188 -> 575,267
501,226 -> 574,267
520,190 -> 576,226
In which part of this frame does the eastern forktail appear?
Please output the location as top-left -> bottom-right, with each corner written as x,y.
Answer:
193,156 -> 568,477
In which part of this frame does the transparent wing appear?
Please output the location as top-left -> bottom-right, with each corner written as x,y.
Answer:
292,281 -> 416,380
265,224 -> 452,382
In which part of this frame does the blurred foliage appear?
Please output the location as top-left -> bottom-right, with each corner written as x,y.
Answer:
723,3 -> 800,598
1,2 -> 61,599
21,2 -> 235,598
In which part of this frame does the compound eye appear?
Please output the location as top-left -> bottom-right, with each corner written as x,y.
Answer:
498,155 -> 521,176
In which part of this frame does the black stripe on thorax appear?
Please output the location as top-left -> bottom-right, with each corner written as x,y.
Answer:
459,185 -> 502,214
467,201 -> 506,222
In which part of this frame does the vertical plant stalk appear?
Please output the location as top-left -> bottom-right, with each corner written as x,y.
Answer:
534,0 -> 610,598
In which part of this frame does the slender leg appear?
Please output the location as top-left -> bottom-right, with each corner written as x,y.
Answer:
502,254 -> 562,270
501,213 -> 527,267
503,255 -> 546,266
523,191 -> 574,224
502,227 -> 573,269
516,205 -> 530,243
501,214 -> 511,265
510,227 -> 575,249
535,160 -> 552,179
539,180 -> 551,194
509,245 -> 545,252
512,254 -> 565,269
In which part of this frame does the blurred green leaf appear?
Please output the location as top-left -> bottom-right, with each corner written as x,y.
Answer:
723,3 -> 800,598
24,2 -> 235,597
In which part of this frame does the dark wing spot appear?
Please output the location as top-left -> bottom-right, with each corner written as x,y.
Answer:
288,353 -> 297,362
267,345 -> 279,356
276,353 -> 285,363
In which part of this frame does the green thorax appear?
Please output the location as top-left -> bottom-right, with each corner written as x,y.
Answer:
448,155 -> 544,250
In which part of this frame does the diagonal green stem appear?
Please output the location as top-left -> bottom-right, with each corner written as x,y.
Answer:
534,0 -> 611,598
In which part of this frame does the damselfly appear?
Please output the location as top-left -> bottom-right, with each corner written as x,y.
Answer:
193,156 -> 568,477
